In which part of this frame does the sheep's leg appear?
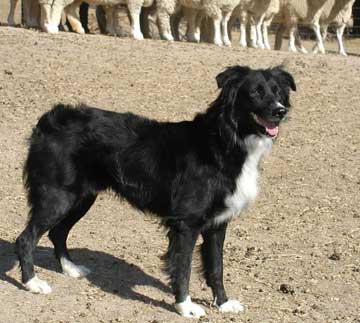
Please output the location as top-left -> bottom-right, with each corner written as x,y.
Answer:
239,11 -> 247,47
157,10 -> 174,41
221,12 -> 232,46
25,0 -> 41,28
336,24 -> 347,56
7,0 -> 19,26
103,6 -> 116,35
184,8 -> 199,43
295,32 -> 307,54
186,9 -> 197,42
288,25 -> 298,52
171,9 -> 183,41
213,16 -> 223,46
311,21 -> 325,54
113,6 -> 125,36
274,23 -> 285,50
249,16 -> 257,48
312,24 -> 327,54
23,0 -> 31,26
195,11 -> 205,42
255,15 -> 265,49
156,0 -> 177,41
263,18 -> 271,50
64,1 -> 85,34
49,2 -> 66,33
128,3 -> 144,39
40,3 -> 57,33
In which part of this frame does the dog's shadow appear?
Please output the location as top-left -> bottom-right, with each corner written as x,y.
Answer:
0,238 -> 175,313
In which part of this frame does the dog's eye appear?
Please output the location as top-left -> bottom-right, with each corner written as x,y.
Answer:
250,87 -> 260,97
250,86 -> 264,99
272,86 -> 279,94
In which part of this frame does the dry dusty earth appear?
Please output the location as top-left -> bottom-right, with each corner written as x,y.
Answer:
0,15 -> 360,323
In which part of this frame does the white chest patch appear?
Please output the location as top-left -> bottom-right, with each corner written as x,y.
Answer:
213,135 -> 273,226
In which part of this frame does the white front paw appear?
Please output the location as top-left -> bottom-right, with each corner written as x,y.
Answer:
218,299 -> 245,313
175,296 -> 206,318
25,276 -> 52,294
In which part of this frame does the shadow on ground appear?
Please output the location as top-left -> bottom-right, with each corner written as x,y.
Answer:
0,238 -> 174,313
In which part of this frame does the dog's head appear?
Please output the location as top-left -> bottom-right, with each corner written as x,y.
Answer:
216,65 -> 296,138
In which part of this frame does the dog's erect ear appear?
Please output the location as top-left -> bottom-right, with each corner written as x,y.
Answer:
216,65 -> 251,89
270,66 -> 296,91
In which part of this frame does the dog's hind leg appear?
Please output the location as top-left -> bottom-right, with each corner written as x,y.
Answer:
48,194 -> 96,278
165,224 -> 205,318
201,223 -> 244,313
16,188 -> 77,294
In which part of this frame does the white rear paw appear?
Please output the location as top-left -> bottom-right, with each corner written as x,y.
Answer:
218,299 -> 245,313
175,296 -> 206,318
25,276 -> 52,294
61,258 -> 91,278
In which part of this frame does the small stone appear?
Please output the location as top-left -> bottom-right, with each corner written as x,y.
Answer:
245,247 -> 255,257
279,283 -> 295,295
329,252 -> 341,261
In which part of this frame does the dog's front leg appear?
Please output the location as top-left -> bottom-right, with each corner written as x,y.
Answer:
201,223 -> 245,313
165,223 -> 205,318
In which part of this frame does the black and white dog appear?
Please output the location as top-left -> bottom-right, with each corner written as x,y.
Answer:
16,65 -> 295,317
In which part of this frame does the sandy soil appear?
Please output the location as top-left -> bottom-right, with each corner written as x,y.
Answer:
0,21 -> 360,323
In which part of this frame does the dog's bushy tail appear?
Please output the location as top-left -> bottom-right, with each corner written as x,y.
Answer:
23,103 -> 88,209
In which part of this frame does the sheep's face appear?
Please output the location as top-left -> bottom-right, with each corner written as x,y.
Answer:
216,65 -> 296,138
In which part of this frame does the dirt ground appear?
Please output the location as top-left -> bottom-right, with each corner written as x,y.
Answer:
1,6 -> 360,323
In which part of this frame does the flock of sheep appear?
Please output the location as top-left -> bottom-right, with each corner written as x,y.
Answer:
7,0 -> 356,56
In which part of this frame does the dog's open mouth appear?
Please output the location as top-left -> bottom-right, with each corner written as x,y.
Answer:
251,113 -> 279,137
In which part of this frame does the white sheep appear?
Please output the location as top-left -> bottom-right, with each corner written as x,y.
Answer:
8,0 -> 40,28
262,0 -> 280,49
230,0 -> 273,49
7,0 -> 83,33
155,0 -> 240,46
273,0 -> 329,54
313,0 -> 355,56
8,0 -> 154,38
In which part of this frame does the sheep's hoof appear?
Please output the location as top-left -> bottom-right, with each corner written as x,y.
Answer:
162,33 -> 174,41
44,23 -> 59,33
7,17 -> 16,26
214,39 -> 223,46
132,31 -> 144,40
75,26 -> 85,34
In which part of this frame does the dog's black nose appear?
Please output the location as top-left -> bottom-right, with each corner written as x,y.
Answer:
272,107 -> 287,119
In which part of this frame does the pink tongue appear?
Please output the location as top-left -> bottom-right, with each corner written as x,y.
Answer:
266,125 -> 279,137
257,117 -> 279,137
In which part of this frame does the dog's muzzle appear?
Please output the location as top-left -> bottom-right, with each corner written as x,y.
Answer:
272,102 -> 287,120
